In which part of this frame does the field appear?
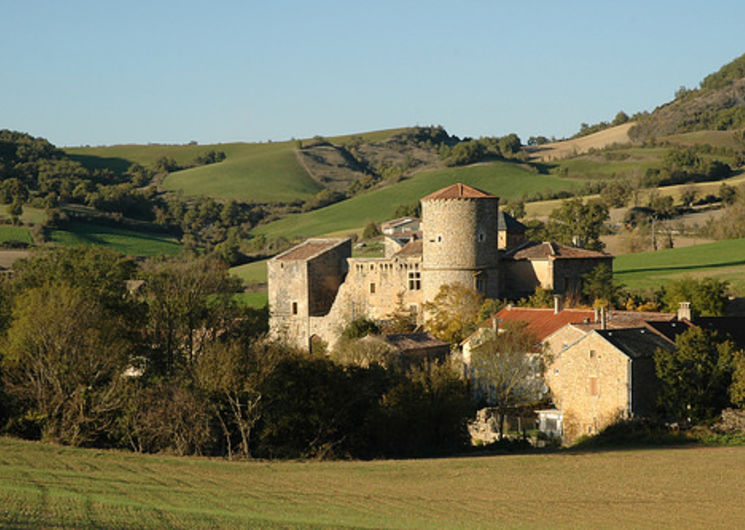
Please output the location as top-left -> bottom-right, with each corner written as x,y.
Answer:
232,291 -> 268,308
528,122 -> 634,161
0,225 -> 33,245
614,237 -> 745,293
50,222 -> 182,257
253,161 -> 587,239
230,259 -> 269,285
2,437 -> 745,528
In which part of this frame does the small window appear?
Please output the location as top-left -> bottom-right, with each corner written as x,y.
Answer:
554,368 -> 559,375
478,232 -> 485,242
436,234 -> 443,243
291,302 -> 298,315
370,282 -> 376,294
475,278 -> 484,293
589,349 -> 595,359
408,271 -> 421,290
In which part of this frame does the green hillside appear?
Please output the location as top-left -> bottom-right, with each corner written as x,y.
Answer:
614,237 -> 745,293
253,161 -> 587,239
50,222 -> 182,257
2,437 -> 745,528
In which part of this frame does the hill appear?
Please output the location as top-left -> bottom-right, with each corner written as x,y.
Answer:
528,122 -> 635,161
252,161 -> 588,239
630,53 -> 745,140
614,237 -> 745,293
2,437 -> 745,528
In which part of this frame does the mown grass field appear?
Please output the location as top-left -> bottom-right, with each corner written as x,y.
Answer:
253,161 -> 587,239
2,437 -> 745,528
50,222 -> 182,257
614,237 -> 745,293
232,291 -> 268,308
230,259 -> 269,285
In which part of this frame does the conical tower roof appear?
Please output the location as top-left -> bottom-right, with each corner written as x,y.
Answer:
421,183 -> 496,200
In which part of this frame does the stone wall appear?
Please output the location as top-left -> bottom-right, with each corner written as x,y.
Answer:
545,332 -> 630,442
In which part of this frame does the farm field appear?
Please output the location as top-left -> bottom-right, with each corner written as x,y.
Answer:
232,291 -> 268,308
2,437 -> 745,528
253,161 -> 587,239
50,222 -> 182,257
230,259 -> 269,285
614,237 -> 745,293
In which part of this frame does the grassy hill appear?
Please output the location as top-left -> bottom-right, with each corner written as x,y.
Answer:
614,237 -> 745,293
50,222 -> 182,257
253,161 -> 587,239
2,436 -> 745,528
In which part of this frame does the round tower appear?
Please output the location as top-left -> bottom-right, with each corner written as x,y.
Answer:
421,183 -> 500,303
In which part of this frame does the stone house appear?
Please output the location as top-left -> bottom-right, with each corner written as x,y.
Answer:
544,327 -> 675,442
268,183 -> 613,351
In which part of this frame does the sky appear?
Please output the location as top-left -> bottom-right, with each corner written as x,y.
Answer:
2,0 -> 745,147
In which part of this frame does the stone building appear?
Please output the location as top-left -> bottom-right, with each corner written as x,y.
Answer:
268,183 -> 613,351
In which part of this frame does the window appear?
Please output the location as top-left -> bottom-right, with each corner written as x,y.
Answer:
369,282 -> 376,294
408,271 -> 421,290
475,277 -> 484,293
436,234 -> 443,243
589,376 -> 598,396
291,301 -> 298,315
478,232 -> 485,242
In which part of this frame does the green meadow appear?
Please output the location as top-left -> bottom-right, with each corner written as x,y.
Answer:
2,437 -> 745,528
253,161 -> 587,239
230,259 -> 269,285
614,237 -> 745,293
50,222 -> 182,257
0,226 -> 34,245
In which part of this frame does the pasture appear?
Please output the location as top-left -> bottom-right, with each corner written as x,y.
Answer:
2,437 -> 745,528
614,237 -> 745,293
50,222 -> 182,257
253,161 -> 587,239
0,226 -> 33,245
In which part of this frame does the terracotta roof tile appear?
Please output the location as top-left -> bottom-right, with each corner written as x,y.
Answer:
393,239 -> 423,257
422,183 -> 497,200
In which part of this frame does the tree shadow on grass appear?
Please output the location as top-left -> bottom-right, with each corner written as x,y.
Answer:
68,154 -> 133,177
619,258 -> 745,275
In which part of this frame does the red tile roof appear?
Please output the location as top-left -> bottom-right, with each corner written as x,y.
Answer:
422,183 -> 497,200
506,241 -> 611,260
394,239 -> 423,257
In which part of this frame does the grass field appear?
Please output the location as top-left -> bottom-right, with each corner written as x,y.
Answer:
50,222 -> 182,257
232,291 -> 268,308
2,437 -> 745,528
0,225 -> 33,245
230,259 -> 269,285
614,237 -> 745,293
253,161 -> 587,239
0,205 -> 46,225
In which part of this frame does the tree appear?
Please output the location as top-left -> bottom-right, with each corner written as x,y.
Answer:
362,221 -> 381,240
502,199 -> 525,219
8,199 -> 23,225
194,339 -> 284,459
342,317 -> 381,340
612,111 -> 630,126
1,286 -> 132,445
470,321 -> 546,439
139,256 -> 242,373
599,180 -> 631,208
424,283 -> 484,344
582,264 -> 624,307
661,277 -> 729,317
655,327 -> 735,423
498,133 -> 522,156
382,291 -> 417,334
545,197 -> 609,251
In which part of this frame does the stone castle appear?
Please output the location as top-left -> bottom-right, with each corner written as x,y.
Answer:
268,183 -> 611,350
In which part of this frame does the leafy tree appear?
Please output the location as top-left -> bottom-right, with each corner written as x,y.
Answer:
424,283 -> 484,344
498,133 -> 521,156
139,256 -> 242,373
1,286 -> 132,445
582,264 -> 624,307
599,180 -> 631,208
519,286 -> 554,308
680,187 -> 697,207
544,197 -> 609,251
8,199 -> 22,225
342,317 -> 381,339
502,199 -> 525,219
661,277 -> 729,317
382,292 -> 417,334
362,221 -> 381,240
720,182 -> 737,205
612,111 -> 630,126
194,339 -> 284,459
655,327 -> 735,423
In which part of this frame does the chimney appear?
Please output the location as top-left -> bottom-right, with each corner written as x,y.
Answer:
571,235 -> 584,249
553,294 -> 562,314
600,307 -> 607,330
594,307 -> 601,323
491,317 -> 498,334
678,301 -> 692,321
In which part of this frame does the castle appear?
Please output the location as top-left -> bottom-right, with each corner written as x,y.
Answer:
268,183 -> 611,350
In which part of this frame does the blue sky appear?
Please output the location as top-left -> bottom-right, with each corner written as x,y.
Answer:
2,0 -> 744,147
